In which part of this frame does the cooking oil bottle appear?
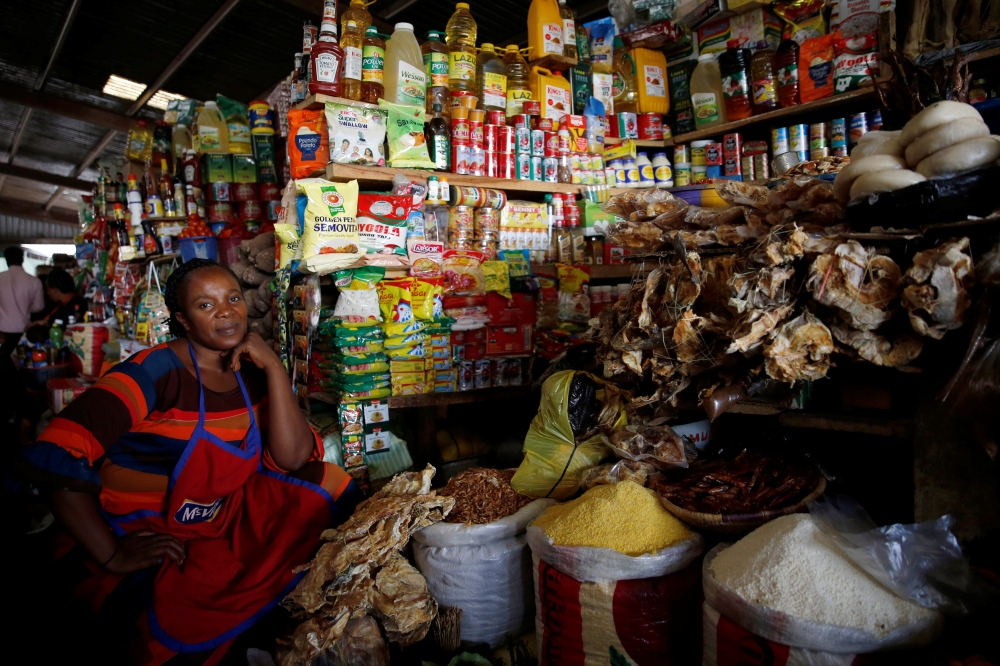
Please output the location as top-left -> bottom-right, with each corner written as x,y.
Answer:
341,0 -> 371,36
445,2 -> 477,95
341,20 -> 364,100
631,47 -> 669,114
195,102 -> 229,154
476,44 -> 507,113
611,36 -> 638,113
690,52 -> 726,129
361,26 -> 385,103
558,0 -> 577,59
528,0 -> 564,61
384,22 -> 427,107
503,45 -> 532,117
422,31 -> 451,114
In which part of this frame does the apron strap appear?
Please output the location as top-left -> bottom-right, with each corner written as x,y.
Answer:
234,371 -> 258,434
187,341 -> 259,435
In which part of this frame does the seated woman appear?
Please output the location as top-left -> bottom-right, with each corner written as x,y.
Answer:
33,267 -> 87,327
22,258 -> 362,663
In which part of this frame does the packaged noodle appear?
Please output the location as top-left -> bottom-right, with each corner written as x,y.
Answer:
557,264 -> 591,324
378,99 -> 438,169
387,343 -> 431,359
316,361 -> 390,375
798,34 -> 835,103
382,319 -> 426,337
377,278 -> 415,323
774,0 -> 827,44
336,340 -> 385,354
332,266 -> 385,323
299,179 -> 363,273
442,249 -> 486,296
274,223 -> 301,270
318,351 -> 387,365
410,276 -> 444,320
287,108 -> 329,178
343,387 -> 391,399
408,240 -> 445,278
357,193 -> 416,261
325,101 -> 387,166
385,332 -> 428,349
482,260 -> 511,299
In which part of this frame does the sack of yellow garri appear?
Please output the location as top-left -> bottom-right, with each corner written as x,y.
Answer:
299,179 -> 363,274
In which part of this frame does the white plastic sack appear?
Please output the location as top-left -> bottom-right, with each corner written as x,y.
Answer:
526,525 -> 704,583
412,499 -> 555,648
702,544 -> 944,654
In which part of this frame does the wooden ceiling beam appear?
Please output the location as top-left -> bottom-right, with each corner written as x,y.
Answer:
0,197 -> 78,226
0,81 -> 134,133
0,163 -> 94,193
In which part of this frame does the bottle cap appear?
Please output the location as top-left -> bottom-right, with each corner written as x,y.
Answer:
366,27 -> 378,35
347,20 -> 356,28
395,22 -> 413,31
698,53 -> 716,62
506,44 -> 519,53
456,2 -> 469,8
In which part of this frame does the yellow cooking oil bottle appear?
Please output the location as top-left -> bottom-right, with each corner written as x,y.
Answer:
528,0 -> 564,61
341,0 -> 371,36
631,47 -> 669,114
384,22 -> 427,107
503,45 -> 532,117
530,66 -> 572,124
445,2 -> 478,95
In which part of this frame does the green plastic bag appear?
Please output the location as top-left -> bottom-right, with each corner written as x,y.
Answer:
378,99 -> 437,169
511,370 -> 625,500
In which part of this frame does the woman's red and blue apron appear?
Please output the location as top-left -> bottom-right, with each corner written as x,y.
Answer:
102,343 -> 335,653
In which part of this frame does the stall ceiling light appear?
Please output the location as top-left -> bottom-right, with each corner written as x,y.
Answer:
102,74 -> 184,109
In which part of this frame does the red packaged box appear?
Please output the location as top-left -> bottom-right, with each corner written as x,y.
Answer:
604,242 -> 628,264
606,114 -> 619,138
232,182 -> 258,201
620,20 -> 678,49
723,133 -> 742,157
239,200 -> 264,221
465,327 -> 487,342
486,292 -> 536,326
724,155 -> 742,177
450,331 -> 466,345
486,325 -> 533,356
705,143 -> 723,166
564,115 -> 587,152
464,342 -> 486,360
48,377 -> 92,414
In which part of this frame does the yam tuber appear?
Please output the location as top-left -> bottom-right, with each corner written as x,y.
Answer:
241,265 -> 271,286
241,232 -> 274,259
253,247 -> 276,273
230,260 -> 252,280
243,289 -> 264,317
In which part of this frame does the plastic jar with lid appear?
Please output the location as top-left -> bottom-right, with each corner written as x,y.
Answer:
750,49 -> 778,114
623,157 -> 640,188
718,48 -> 752,121
690,139 -> 710,166
673,162 -> 691,187
775,40 -> 800,108
652,152 -> 673,188
636,152 -> 655,187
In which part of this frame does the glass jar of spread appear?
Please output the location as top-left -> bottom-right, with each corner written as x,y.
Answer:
718,48 -> 753,121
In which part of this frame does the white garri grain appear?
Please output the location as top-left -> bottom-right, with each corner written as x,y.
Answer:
711,514 -> 935,637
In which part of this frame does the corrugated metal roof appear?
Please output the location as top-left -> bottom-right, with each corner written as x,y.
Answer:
0,214 -> 77,240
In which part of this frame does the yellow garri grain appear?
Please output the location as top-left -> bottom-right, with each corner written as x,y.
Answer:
532,480 -> 693,556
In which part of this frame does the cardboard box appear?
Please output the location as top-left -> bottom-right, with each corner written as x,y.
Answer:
486,325 -> 533,356
464,343 -> 486,360
487,292 -> 537,327
48,378 -> 92,414
232,154 -> 257,183
391,371 -> 427,386
571,63 -> 592,115
203,154 -> 233,182
698,8 -> 780,54
433,380 -> 456,393
390,360 -> 425,373
565,115 -> 587,153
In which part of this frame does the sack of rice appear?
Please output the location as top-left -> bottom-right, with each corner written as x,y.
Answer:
702,514 -> 944,664
528,481 -> 704,665
413,468 -> 554,648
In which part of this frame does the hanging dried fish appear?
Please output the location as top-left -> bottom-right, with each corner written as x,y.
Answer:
764,312 -> 835,382
901,237 -> 975,339
806,241 -> 901,331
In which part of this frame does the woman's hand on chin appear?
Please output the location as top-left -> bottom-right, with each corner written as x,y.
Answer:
227,332 -> 283,374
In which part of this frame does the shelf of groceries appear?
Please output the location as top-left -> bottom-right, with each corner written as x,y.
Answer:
387,383 -> 532,408
319,162 -> 583,195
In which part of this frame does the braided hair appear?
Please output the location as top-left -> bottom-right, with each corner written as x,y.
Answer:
163,259 -> 239,338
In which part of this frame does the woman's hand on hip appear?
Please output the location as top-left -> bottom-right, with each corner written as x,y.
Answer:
105,531 -> 186,574
228,332 -> 282,374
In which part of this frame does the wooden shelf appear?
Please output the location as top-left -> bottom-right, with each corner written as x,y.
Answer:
531,263 -> 637,279
665,87 -> 878,146
294,94 -> 378,111
777,411 -> 913,438
324,163 -> 582,195
527,53 -> 578,71
388,385 -> 532,408
604,138 -> 669,149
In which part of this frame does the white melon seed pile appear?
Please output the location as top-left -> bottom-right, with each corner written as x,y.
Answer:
711,514 -> 935,637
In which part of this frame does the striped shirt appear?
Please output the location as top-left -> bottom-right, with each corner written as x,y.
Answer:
23,343 -> 353,516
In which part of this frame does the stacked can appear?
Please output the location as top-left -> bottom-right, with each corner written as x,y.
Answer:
474,207 -> 500,259
469,109 -> 485,177
515,123 -> 532,181
448,206 -> 475,250
830,118 -> 848,157
771,127 -> 789,158
542,129 -> 559,183
721,134 -> 740,180
743,141 -> 769,181
809,122 -> 829,160
706,141 -> 724,179
848,113 -> 868,149
451,107 -> 471,175
789,124 -> 809,163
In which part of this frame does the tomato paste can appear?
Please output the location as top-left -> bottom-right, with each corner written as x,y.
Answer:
474,359 -> 492,388
516,153 -> 531,179
543,156 -> 559,182
469,147 -> 485,176
485,150 -> 499,177
530,129 -> 545,156
232,182 -> 258,201
207,181 -> 230,202
470,120 -> 483,148
535,116 -> 554,132
483,124 -> 499,151
458,360 -> 474,391
771,126 -> 790,155
207,201 -> 233,222
486,110 -> 505,125
238,199 -> 263,221
267,200 -> 280,220
499,152 -> 516,179
723,132 -> 742,157
452,144 -> 471,174
705,143 -> 723,166
497,126 -> 514,153
522,100 -> 542,116
509,113 -> 529,129
515,127 -> 531,154
530,155 -> 543,181
450,116 -> 471,146
258,182 -> 281,201
544,131 -> 558,157
637,112 -> 663,139
493,358 -> 509,386
484,188 -> 507,209
449,186 -> 486,207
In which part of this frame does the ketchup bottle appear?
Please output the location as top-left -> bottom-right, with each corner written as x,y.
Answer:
309,9 -> 344,96
719,48 -> 753,121
776,40 -> 801,108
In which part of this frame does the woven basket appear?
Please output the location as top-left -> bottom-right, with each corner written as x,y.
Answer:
658,476 -> 827,535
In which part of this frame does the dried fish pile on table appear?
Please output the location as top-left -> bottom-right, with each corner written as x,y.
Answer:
594,179 -> 976,419
437,468 -> 535,524
279,465 -> 454,666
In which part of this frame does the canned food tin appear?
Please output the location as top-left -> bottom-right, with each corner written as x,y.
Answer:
593,166 -> 607,185
544,131 -> 558,157
452,144 -> 471,174
771,126 -> 790,155
232,182 -> 258,201
809,122 -> 828,150
674,161 -> 691,186
207,201 -> 233,222
258,182 -> 281,201
848,113 -> 868,146
833,145 -> 849,157
530,155 -> 543,181
752,153 -> 769,179
483,124 -> 499,151
448,206 -> 475,234
810,146 -> 830,160
516,153 -> 531,179
449,186 -> 486,207
796,151 -> 809,163
458,360 -> 474,391
723,133 -> 742,156
543,156 -> 559,182
690,141 -> 709,166
207,181 -> 230,202
474,207 -> 500,234
605,165 -> 616,185
509,114 -> 529,129
499,152 -> 516,179
469,147 -> 485,176
789,124 -> 809,153
637,112 -> 664,139
486,110 -> 505,125
477,240 -> 498,260
830,118 -> 847,148
267,199 -> 280,220
868,109 -> 883,131
484,188 -> 506,209
557,129 -> 572,153
474,359 -> 492,388
470,120 -> 483,148
741,155 -> 755,181
723,155 -> 741,177
531,129 -> 545,156
535,117 -> 554,132
485,150 -> 499,178
497,126 -> 514,153
673,144 -> 690,164
239,200 -> 263,221
705,143 -> 723,166
515,127 -> 531,154
523,100 -> 542,116
493,358 -> 509,387
691,164 -> 708,182
451,116 -> 471,145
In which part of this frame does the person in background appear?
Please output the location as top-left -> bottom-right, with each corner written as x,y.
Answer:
0,246 -> 45,366
28,267 -> 86,329
21,258 -> 362,663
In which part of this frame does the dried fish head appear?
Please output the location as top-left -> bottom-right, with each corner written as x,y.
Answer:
831,323 -> 924,367
764,312 -> 835,382
901,238 -> 975,339
806,241 -> 901,331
